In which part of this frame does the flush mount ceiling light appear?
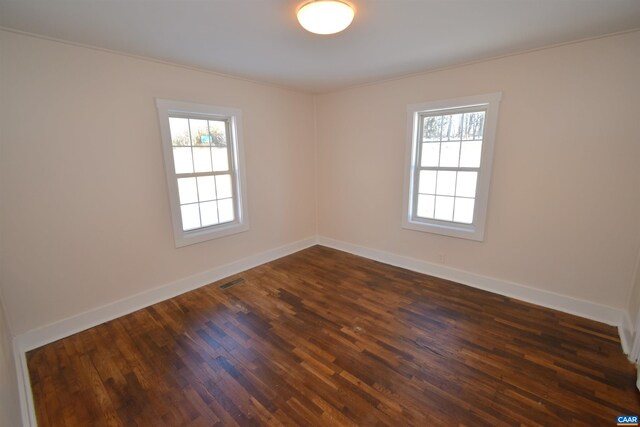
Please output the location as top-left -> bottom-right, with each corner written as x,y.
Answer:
297,0 -> 355,35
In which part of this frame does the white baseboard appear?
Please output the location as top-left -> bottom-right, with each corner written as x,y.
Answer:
620,312 -> 634,356
317,236 -> 625,327
12,234 -> 631,426
13,236 -> 317,427
14,341 -> 36,427
14,237 -> 316,353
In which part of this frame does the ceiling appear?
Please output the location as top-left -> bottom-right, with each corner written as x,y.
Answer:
1,0 -> 639,92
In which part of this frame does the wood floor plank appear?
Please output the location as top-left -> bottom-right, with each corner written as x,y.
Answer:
27,245 -> 640,426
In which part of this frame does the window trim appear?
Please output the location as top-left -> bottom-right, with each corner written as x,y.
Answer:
156,99 -> 249,248
402,92 -> 501,241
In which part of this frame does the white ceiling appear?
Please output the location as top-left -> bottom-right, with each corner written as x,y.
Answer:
1,0 -> 639,92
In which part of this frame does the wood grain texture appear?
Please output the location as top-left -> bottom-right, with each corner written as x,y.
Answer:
27,246 -> 640,426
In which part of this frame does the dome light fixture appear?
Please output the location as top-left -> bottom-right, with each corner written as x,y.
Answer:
297,0 -> 355,35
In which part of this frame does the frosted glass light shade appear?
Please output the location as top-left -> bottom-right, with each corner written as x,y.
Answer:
297,1 -> 354,35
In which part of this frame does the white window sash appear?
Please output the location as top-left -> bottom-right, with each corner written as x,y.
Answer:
402,92 -> 501,241
156,99 -> 249,247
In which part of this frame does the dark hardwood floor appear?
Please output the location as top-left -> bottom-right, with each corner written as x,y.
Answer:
28,245 -> 639,426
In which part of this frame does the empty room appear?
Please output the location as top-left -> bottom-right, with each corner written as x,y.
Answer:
1,0 -> 640,425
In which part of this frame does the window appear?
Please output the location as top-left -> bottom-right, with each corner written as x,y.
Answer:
402,93 -> 501,241
156,99 -> 248,247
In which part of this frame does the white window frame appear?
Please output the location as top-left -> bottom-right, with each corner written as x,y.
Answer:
156,99 -> 249,248
402,92 -> 501,241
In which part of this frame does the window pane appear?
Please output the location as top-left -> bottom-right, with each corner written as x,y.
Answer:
181,204 -> 200,231
189,119 -> 210,146
440,115 -> 450,141
421,143 -> 439,167
436,171 -> 456,196
463,111 -> 485,140
215,174 -> 233,199
439,141 -> 460,167
200,201 -> 219,227
173,147 -> 193,174
212,147 -> 229,172
423,116 -> 442,141
460,140 -> 482,168
169,118 -> 190,146
197,176 -> 216,201
218,198 -> 235,223
416,194 -> 435,219
472,112 -> 485,140
193,147 -> 213,173
434,196 -> 454,221
442,113 -> 462,141
454,197 -> 475,224
209,120 -> 227,146
456,171 -> 478,198
177,177 -> 198,204
418,170 -> 436,195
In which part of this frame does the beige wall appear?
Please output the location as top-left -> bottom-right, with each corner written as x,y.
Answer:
2,24 -> 638,427
0,296 -> 21,427
316,31 -> 640,310
0,31 -> 316,335
1,29 -> 639,336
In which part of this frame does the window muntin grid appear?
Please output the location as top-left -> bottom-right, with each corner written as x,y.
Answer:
168,115 -> 238,232
413,107 -> 486,225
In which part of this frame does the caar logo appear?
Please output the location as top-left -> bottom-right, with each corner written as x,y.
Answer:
618,415 -> 639,426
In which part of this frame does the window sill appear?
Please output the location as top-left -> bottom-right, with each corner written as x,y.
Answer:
174,221 -> 249,248
401,218 -> 484,241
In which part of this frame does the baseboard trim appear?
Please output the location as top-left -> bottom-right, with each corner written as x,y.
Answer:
14,237 -> 316,353
316,236 -> 625,327
13,236 -> 316,427
14,340 -> 36,427
14,235 -> 626,349
620,312 -> 634,356
13,235 -> 631,426
628,311 -> 640,364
